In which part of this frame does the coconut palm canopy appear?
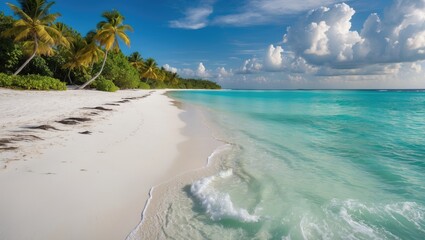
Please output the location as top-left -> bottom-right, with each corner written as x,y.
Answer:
141,58 -> 159,81
95,10 -> 133,52
79,9 -> 133,89
2,0 -> 69,74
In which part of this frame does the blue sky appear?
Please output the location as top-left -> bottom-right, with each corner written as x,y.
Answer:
2,0 -> 425,89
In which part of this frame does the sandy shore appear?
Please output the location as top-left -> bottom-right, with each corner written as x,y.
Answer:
0,88 -> 218,240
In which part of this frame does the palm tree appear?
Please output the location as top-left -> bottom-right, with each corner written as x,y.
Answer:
170,72 -> 179,85
2,0 -> 69,75
54,22 -> 75,46
141,58 -> 159,83
79,10 -> 133,89
128,51 -> 144,77
128,51 -> 143,67
62,37 -> 89,83
50,22 -> 75,75
81,31 -> 104,68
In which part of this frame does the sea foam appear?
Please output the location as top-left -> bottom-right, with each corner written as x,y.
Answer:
326,199 -> 425,238
190,169 -> 260,223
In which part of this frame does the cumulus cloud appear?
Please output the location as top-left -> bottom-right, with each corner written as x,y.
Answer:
166,63 -> 235,82
163,64 -> 178,73
169,0 -> 216,29
196,62 -> 211,77
171,62 -> 216,79
216,67 -> 233,80
237,58 -> 263,74
264,45 -> 284,71
283,1 -> 425,69
230,0 -> 425,84
262,44 -> 318,74
284,3 -> 361,66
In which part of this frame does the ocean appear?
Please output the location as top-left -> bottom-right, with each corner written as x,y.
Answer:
139,90 -> 425,239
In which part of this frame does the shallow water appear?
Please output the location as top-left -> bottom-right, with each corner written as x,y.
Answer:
142,90 -> 425,239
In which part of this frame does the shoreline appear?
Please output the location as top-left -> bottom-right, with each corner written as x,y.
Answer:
0,88 -> 218,240
127,94 -> 232,239
126,95 -> 223,239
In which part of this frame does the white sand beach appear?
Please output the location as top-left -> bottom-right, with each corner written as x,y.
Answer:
0,88 -> 218,240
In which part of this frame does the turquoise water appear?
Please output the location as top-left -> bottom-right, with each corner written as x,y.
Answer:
158,90 -> 425,239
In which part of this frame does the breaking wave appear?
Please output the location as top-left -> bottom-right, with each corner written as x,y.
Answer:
190,169 -> 260,223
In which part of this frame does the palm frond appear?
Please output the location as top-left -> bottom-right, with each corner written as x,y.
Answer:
118,24 -> 133,32
116,31 -> 130,46
6,3 -> 32,22
13,27 -> 32,41
93,9 -> 133,52
38,1 -> 55,18
5,0 -> 66,58
39,12 -> 60,23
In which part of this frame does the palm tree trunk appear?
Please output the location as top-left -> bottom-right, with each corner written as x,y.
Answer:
79,50 -> 108,89
14,35 -> 38,75
67,69 -> 73,84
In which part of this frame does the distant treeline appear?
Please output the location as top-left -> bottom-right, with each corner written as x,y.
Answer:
0,2 -> 220,91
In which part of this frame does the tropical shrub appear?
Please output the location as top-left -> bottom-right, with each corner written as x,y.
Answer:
0,73 -> 66,90
150,81 -> 167,89
0,73 -> 13,86
100,51 -> 140,89
95,78 -> 119,92
20,56 -> 54,77
138,82 -> 150,89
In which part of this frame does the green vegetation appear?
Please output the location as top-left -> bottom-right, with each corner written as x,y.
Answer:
0,0 -> 221,91
2,0 -> 69,75
0,73 -> 66,90
94,78 -> 119,92
79,10 -> 133,89
138,82 -> 150,89
101,51 -> 140,89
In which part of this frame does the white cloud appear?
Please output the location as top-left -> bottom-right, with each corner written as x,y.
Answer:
237,58 -> 263,74
252,0 -> 340,14
169,1 -> 214,30
303,21 -> 331,56
169,63 -> 234,82
220,61 -> 425,89
196,62 -> 211,77
214,0 -> 342,26
171,0 -> 344,29
411,62 -> 423,73
264,44 -> 284,71
261,44 -> 318,74
284,3 -> 362,66
283,1 -> 425,69
235,1 -> 425,79
163,64 -> 178,73
406,30 -> 425,50
216,67 -> 233,80
173,62 -> 214,79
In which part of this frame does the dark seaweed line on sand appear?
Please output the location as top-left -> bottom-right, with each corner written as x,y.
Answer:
1,93 -> 152,154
